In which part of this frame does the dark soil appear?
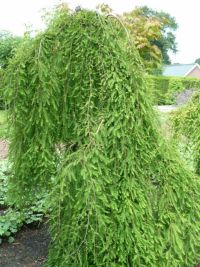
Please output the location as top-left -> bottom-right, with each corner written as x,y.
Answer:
0,224 -> 50,267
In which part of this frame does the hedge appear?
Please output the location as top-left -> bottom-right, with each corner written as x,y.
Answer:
147,75 -> 200,105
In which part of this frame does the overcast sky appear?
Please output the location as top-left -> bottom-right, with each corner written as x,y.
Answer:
0,0 -> 199,64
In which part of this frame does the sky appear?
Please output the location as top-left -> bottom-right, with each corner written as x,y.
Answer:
0,0 -> 199,64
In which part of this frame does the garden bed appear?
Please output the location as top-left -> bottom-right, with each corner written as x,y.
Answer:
0,223 -> 50,267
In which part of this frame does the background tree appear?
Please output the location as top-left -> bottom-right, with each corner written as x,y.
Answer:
123,9 -> 162,71
123,6 -> 178,71
0,31 -> 22,109
0,31 -> 22,69
98,4 -> 163,72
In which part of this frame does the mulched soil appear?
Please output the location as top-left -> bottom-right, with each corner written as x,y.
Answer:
0,224 -> 50,267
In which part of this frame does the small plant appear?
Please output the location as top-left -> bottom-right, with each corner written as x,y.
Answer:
0,208 -> 24,244
0,160 -> 49,242
0,160 -> 8,206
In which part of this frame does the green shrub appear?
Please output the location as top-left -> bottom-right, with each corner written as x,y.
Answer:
4,8 -> 200,267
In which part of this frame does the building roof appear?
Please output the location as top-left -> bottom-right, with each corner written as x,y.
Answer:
163,64 -> 200,77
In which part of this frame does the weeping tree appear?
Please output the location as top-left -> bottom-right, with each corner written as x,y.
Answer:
171,91 -> 200,175
4,8 -> 200,267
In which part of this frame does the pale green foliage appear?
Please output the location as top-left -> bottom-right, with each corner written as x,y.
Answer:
4,9 -> 200,267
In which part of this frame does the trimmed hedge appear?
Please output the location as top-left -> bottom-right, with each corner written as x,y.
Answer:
147,76 -> 200,105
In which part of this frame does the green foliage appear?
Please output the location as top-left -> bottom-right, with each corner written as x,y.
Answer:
0,69 -> 5,109
0,160 -> 49,243
4,8 -> 200,267
159,112 -> 195,171
0,160 -> 9,205
0,31 -> 22,110
166,78 -> 184,103
149,75 -> 200,104
171,91 -> 200,174
147,76 -> 170,104
0,209 -> 24,243
0,31 -> 22,69
123,8 -> 162,71
0,110 -> 8,138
